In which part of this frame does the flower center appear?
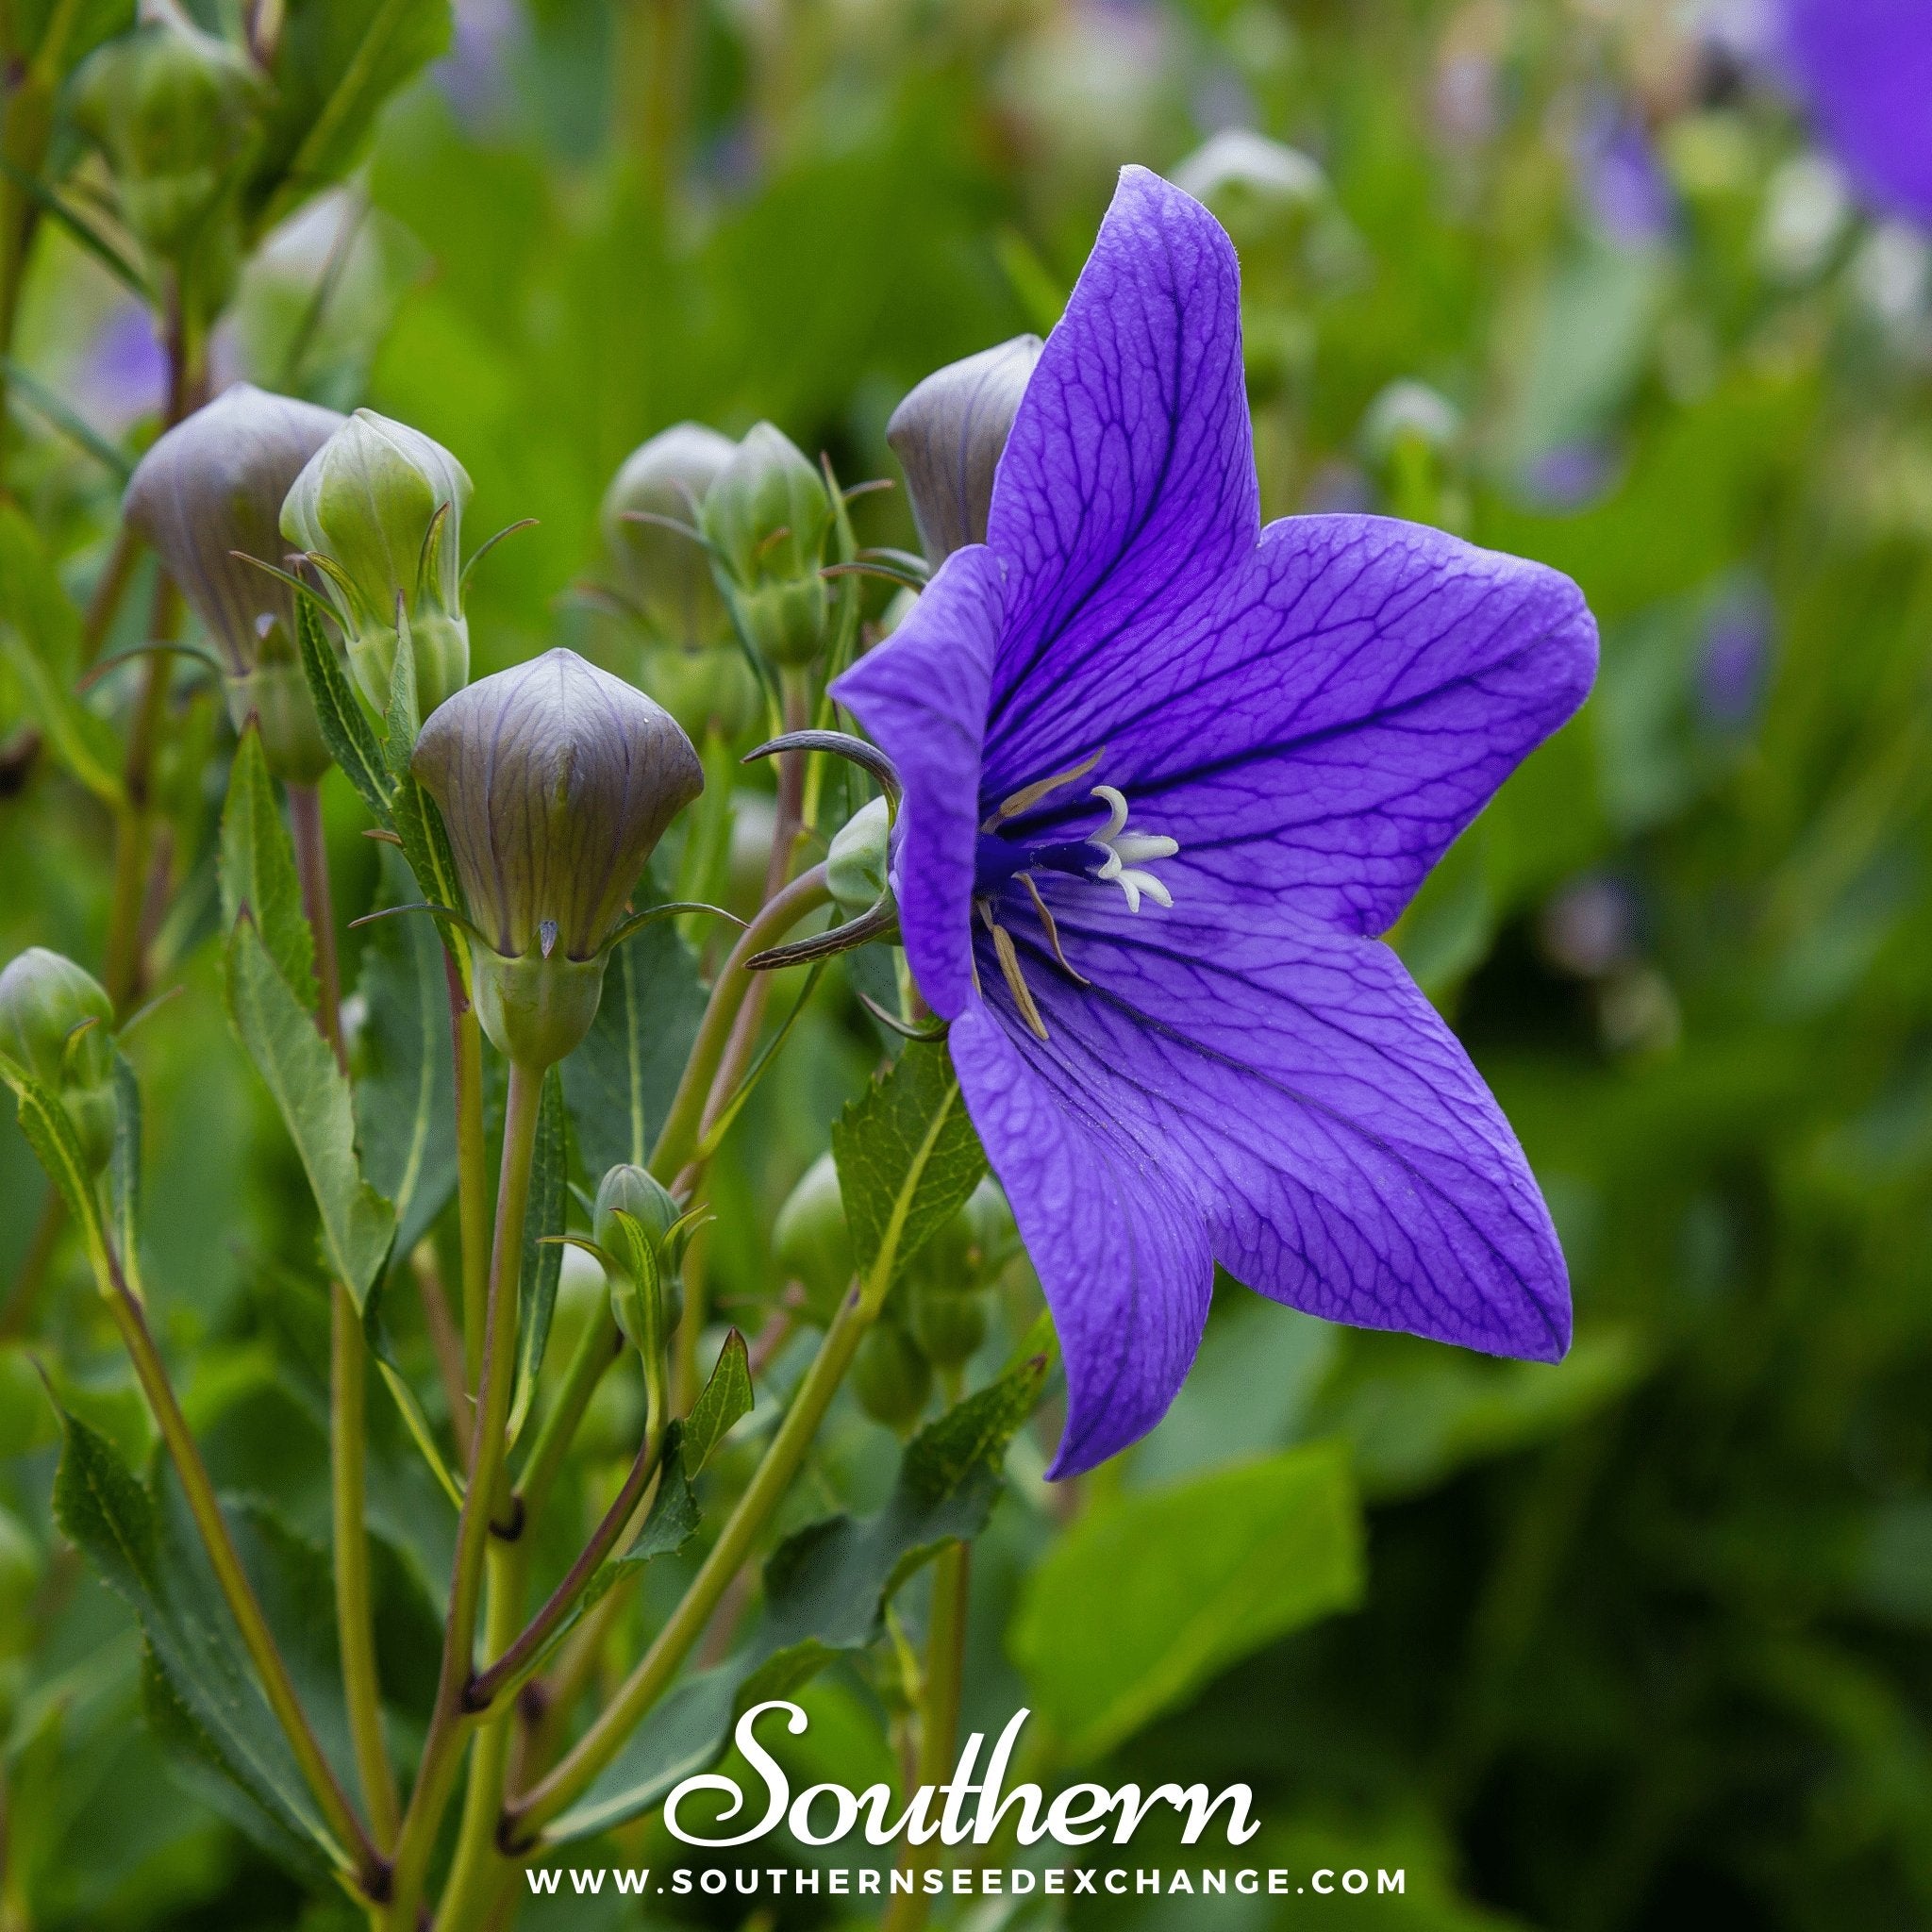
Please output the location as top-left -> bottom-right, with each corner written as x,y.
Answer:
970,761 -> 1179,1040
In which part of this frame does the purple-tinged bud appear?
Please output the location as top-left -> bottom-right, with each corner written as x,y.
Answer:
0,949 -> 117,1175
281,409 -> 472,720
124,383 -> 345,782
601,423 -> 737,649
411,648 -> 704,1067
887,336 -> 1042,566
69,0 -> 265,266
700,423 -> 833,668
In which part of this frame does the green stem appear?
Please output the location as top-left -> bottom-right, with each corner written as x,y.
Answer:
503,1283 -> 875,1845
448,957 -> 491,1400
385,1058 -> 543,1928
883,1541 -> 969,1932
102,1253 -> 384,1894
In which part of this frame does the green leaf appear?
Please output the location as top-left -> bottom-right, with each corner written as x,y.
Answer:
381,613 -> 420,780
246,0 -> 454,232
352,846 -> 456,1261
560,911 -> 706,1178
831,1041 -> 985,1301
0,503 -> 122,803
362,1267 -> 463,1510
220,723 -> 319,1008
0,1046 -> 111,1290
1010,1441 -> 1364,1761
51,1407 -> 346,1882
680,1329 -> 752,1476
506,1067 -> 568,1448
390,773 -> 471,984
296,596 -> 391,821
548,1353 -> 1048,1845
109,1047 -> 143,1303
225,919 -> 394,1305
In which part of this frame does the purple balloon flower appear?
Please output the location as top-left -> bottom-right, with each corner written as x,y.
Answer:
833,169 -> 1598,1476
1781,0 -> 1932,225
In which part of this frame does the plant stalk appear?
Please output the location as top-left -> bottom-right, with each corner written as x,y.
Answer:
447,955 -> 491,1396
882,1541 -> 970,1932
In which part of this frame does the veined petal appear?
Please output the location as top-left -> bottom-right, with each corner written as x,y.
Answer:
982,166 -> 1257,792
978,886 -> 1569,1373
831,547 -> 1005,1019
1004,515 -> 1596,938
948,1003 -> 1213,1477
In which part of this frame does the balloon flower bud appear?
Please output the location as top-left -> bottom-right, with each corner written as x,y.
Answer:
124,384 -> 345,782
281,409 -> 473,720
852,1321 -> 932,1433
701,424 -> 834,669
887,336 -> 1042,566
411,649 -> 704,1068
826,795 -> 891,915
602,423 -> 737,649
772,1150 -> 854,1325
0,950 -> 118,1176
69,0 -> 265,264
593,1164 -> 685,1363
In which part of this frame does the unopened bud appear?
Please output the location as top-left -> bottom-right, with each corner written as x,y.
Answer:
911,1174 -> 1017,1294
772,1150 -> 853,1324
281,409 -> 473,719
908,1274 -> 986,1369
0,949 -> 117,1175
594,1164 -> 684,1357
602,423 -> 737,648
636,641 -> 760,742
69,0 -> 265,265
701,424 -> 832,668
887,336 -> 1041,565
826,795 -> 891,914
851,1320 -> 931,1432
125,384 -> 345,782
411,648 -> 704,1067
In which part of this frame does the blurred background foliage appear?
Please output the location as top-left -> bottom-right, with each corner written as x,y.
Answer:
4,0 -> 1932,1928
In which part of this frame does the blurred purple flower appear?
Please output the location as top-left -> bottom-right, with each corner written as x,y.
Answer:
436,0 -> 524,132
1522,441 -> 1617,511
1697,581 -> 1775,729
1781,0 -> 1932,225
1576,101 -> 1676,249
74,304 -> 164,430
835,169 -> 1598,1475
1541,875 -> 1639,979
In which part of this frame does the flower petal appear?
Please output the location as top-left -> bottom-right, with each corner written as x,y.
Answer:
978,884 -> 1570,1375
831,547 -> 1005,1019
949,1002 -> 1213,1477
982,166 -> 1257,793
1783,0 -> 1932,225
1002,514 -> 1596,938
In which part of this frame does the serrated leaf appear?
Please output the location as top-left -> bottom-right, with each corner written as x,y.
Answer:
220,723 -> 319,1008
506,1067 -> 568,1448
225,919 -> 394,1305
353,846 -> 456,1261
680,1329 -> 752,1476
110,1048 -> 143,1302
390,773 -> 471,987
296,596 -> 391,820
548,1353 -> 1047,1845
831,1041 -> 986,1298
1010,1442 -> 1364,1761
561,910 -> 705,1177
246,0 -> 454,232
0,1046 -> 111,1289
0,502 -> 122,803
52,1407 -> 345,1882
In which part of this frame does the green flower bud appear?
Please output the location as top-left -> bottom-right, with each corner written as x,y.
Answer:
887,335 -> 1041,565
0,949 -> 117,1175
636,641 -> 761,742
124,384 -> 345,783
700,424 -> 832,669
772,1150 -> 854,1324
826,795 -> 891,914
411,648 -> 704,1067
280,409 -> 473,720
594,1164 -> 684,1358
851,1320 -> 931,1433
69,0 -> 265,265
601,423 -> 737,648
908,1274 -> 986,1370
909,1175 -> 1018,1293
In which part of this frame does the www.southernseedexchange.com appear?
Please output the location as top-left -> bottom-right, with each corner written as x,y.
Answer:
524,1864 -> 1411,1902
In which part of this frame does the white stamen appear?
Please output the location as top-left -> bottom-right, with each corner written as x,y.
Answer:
1085,786 -> 1177,914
